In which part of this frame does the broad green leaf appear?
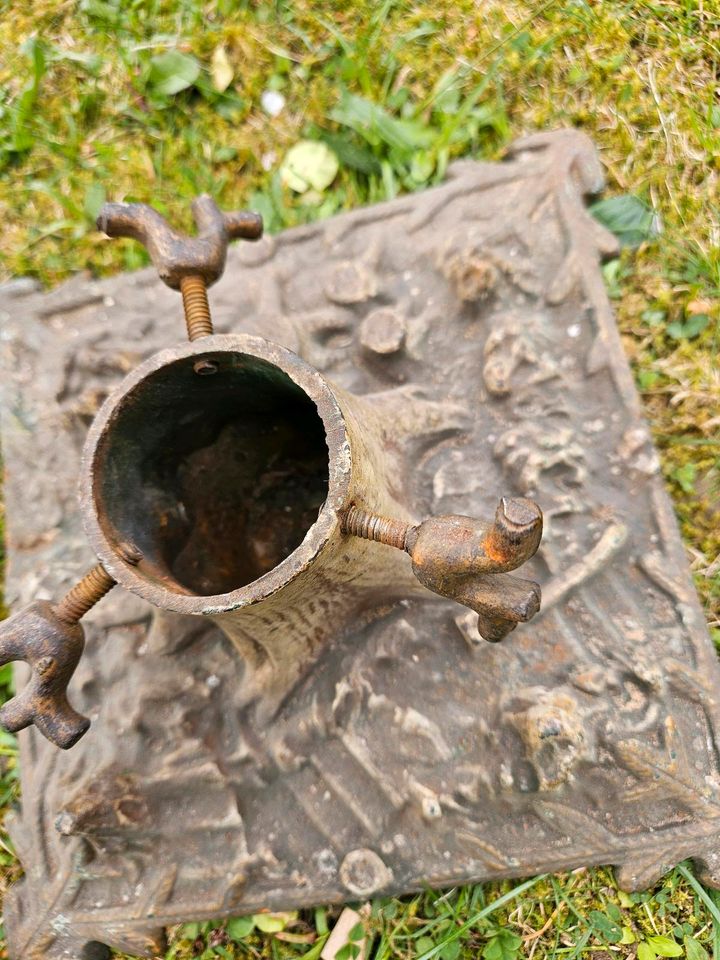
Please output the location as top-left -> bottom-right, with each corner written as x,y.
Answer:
440,940 -> 461,960
84,182 -> 106,222
590,194 -> 658,248
336,944 -> 361,960
381,900 -> 398,919
330,91 -> 436,153
214,146 -> 238,163
147,51 -> 200,97
410,149 -> 435,183
247,189 -> 279,232
52,47 -> 102,74
226,916 -> 254,940
673,463 -> 697,493
483,929 -> 522,960
602,257 -> 623,298
589,909 -> 623,944
416,936 -> 436,954
621,926 -> 637,944
641,308 -> 666,326
618,889 -> 636,909
348,922 -> 365,941
638,368 -> 660,389
80,0 -> 121,21
666,313 -> 710,340
606,902 -> 623,923
319,131 -> 381,175
280,140 -> 339,193
647,935 -> 683,957
638,941 -> 656,960
684,935 -> 710,960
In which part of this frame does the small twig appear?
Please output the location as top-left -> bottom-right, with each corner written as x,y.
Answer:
524,903 -> 566,943
526,903 -> 567,960
644,900 -> 661,936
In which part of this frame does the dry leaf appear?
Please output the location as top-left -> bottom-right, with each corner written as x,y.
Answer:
211,46 -> 233,92
275,931 -> 317,944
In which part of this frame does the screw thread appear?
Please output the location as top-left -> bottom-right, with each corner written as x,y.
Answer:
180,275 -> 214,340
342,506 -> 409,551
55,564 -> 116,625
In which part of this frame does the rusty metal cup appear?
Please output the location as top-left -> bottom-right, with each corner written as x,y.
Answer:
80,334 -> 418,711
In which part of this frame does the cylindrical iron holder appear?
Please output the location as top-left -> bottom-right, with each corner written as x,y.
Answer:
81,335 -> 419,711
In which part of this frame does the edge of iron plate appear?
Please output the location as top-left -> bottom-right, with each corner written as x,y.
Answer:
2,129 -> 720,960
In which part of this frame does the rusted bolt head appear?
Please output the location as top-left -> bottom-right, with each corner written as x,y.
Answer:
359,308 -> 406,356
117,541 -> 143,565
500,496 -> 541,529
339,848 -> 393,897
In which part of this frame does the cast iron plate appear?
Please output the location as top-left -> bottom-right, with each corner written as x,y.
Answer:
2,130 -> 720,960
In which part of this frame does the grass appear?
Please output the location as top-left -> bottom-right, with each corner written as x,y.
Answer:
154,868 -> 720,960
0,0 -> 719,957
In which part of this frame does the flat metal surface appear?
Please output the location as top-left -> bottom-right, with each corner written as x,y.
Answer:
2,130 -> 719,960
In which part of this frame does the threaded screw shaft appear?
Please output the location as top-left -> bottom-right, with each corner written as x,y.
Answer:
342,506 -> 410,551
54,564 -> 116,625
180,275 -> 214,340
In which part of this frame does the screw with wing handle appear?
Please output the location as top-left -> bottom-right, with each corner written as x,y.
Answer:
342,497 -> 543,641
0,564 -> 116,748
97,195 -> 263,342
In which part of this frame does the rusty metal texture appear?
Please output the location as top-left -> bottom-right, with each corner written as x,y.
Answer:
53,564 -> 117,625
0,561 -> 120,750
0,601 -> 89,749
1,130 -> 719,960
0,562 -> 119,748
96,194 -> 263,290
342,498 -> 543,640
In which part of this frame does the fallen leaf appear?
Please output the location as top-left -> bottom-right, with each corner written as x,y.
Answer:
275,930 -> 317,943
211,46 -> 233,92
280,140 -> 339,194
686,298 -> 713,314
